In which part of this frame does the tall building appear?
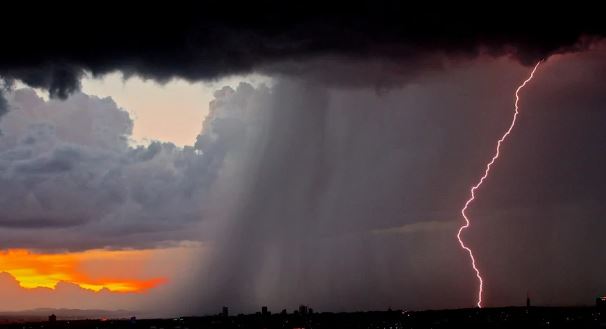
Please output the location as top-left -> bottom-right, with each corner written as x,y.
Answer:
598,297 -> 606,324
261,306 -> 269,316
222,306 -> 229,317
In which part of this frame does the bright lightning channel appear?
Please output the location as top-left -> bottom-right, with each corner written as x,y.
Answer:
457,61 -> 542,308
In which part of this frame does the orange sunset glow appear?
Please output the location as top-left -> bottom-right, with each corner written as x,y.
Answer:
0,249 -> 167,293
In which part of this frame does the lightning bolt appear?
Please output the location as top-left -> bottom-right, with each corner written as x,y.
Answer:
457,61 -> 542,308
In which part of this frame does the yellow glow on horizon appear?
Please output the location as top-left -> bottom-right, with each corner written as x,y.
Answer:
0,249 -> 167,293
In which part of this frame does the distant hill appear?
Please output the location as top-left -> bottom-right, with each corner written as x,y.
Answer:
0,308 -> 134,323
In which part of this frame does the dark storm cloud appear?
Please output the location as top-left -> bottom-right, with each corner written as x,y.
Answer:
1,2 -> 605,99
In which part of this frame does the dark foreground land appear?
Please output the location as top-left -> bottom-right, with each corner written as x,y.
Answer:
1,307 -> 604,329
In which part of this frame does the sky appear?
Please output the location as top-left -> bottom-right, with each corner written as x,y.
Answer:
80,73 -> 269,146
0,1 -> 606,317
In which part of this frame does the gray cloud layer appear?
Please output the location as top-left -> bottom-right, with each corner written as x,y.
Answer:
1,46 -> 605,311
0,87 -> 248,250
